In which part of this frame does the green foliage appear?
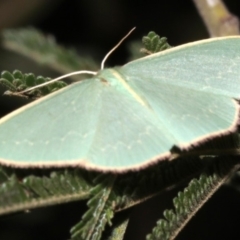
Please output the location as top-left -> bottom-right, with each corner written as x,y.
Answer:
147,174 -> 219,240
113,156 -> 205,212
146,157 -> 238,240
0,167 -> 94,216
70,175 -> 116,240
2,28 -> 98,76
141,31 -> 171,55
0,70 -> 67,98
0,154 -> 208,239
106,216 -> 129,240
127,31 -> 171,60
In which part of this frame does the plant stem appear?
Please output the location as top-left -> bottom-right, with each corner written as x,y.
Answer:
193,0 -> 239,37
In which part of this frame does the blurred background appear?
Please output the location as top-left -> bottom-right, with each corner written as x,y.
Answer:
0,0 -> 240,239
1,0 -> 240,66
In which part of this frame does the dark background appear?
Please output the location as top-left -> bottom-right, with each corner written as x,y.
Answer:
0,0 -> 240,239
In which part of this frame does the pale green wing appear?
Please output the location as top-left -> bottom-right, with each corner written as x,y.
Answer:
0,37 -> 239,172
121,37 -> 240,98
118,37 -> 240,149
0,75 -> 176,171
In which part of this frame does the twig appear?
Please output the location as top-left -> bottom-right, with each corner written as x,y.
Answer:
193,0 -> 239,37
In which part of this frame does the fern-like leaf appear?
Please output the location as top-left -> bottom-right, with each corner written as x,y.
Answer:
2,28 -> 98,76
70,175 -> 116,240
0,167 -> 94,216
146,156 -> 239,240
141,31 -> 171,55
114,156 -> 205,212
0,70 -> 67,99
106,213 -> 130,240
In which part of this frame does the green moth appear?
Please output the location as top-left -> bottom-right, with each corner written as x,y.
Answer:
0,36 -> 240,172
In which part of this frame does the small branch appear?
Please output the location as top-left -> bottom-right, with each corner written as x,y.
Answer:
193,0 -> 239,37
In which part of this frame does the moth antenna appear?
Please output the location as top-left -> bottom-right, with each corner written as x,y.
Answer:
100,27 -> 136,70
21,28 -> 135,94
20,70 -> 97,94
